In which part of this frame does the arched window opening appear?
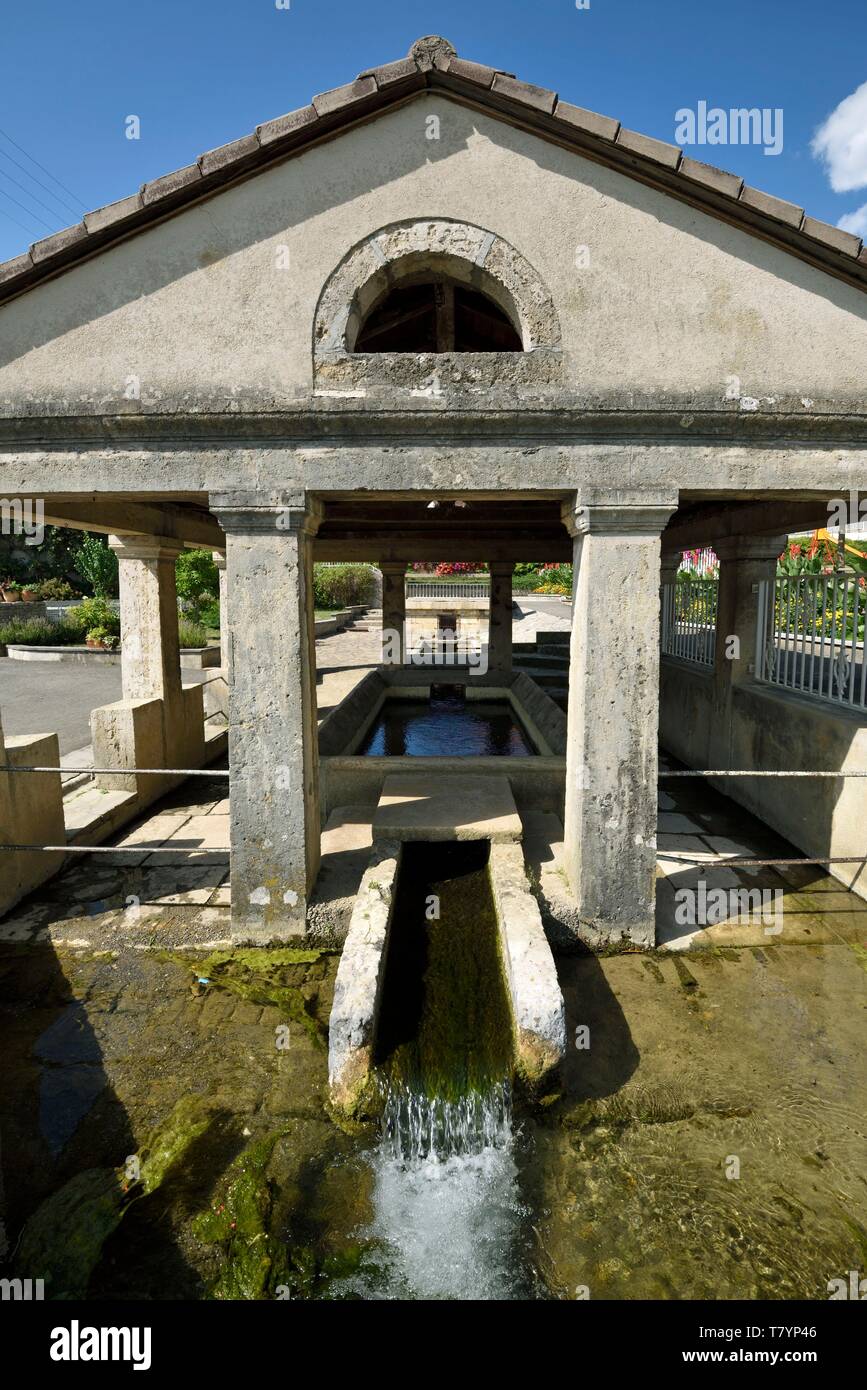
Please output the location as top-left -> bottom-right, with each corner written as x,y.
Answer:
354,280 -> 523,353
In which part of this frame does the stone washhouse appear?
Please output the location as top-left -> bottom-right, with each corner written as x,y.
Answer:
0,35 -> 865,950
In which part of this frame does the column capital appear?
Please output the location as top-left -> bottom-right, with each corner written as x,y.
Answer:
714,534 -> 787,563
561,490 -> 678,538
108,533 -> 183,561
379,561 -> 408,575
488,561 -> 515,577
211,498 -> 323,538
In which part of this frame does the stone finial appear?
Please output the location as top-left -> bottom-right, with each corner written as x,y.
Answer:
409,35 -> 457,71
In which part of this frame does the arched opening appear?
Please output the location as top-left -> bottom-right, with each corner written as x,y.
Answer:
354,279 -> 523,353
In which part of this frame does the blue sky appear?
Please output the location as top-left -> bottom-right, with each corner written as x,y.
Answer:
1,0 -> 865,261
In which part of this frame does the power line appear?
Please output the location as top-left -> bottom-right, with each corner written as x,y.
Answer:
0,186 -> 54,233
0,145 -> 82,219
0,164 -> 75,225
0,203 -> 43,237
0,124 -> 88,211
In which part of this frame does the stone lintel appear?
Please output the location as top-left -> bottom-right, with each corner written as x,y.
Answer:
714,533 -> 789,563
108,533 -> 184,560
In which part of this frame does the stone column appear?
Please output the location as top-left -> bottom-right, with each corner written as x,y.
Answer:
212,497 -> 322,940
659,551 -> 681,654
380,562 -> 406,664
487,562 -> 515,671
560,491 -> 677,946
213,550 -> 230,676
709,533 -> 786,770
109,534 -> 183,703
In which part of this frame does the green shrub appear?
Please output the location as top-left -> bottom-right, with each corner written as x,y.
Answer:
178,618 -> 210,649
37,577 -> 79,600
313,564 -> 376,611
73,536 -> 118,597
63,597 -> 120,639
198,599 -> 221,630
0,618 -> 68,646
176,549 -> 220,619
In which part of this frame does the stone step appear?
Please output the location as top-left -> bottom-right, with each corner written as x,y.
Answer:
536,630 -> 570,646
514,665 -> 570,688
516,650 -> 570,668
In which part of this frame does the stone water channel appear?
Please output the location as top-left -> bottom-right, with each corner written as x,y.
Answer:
1,766 -> 866,1300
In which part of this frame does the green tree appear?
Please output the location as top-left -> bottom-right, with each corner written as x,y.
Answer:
73,535 -> 119,597
176,549 -> 220,620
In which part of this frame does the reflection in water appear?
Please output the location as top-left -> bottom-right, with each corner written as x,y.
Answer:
357,695 -> 534,756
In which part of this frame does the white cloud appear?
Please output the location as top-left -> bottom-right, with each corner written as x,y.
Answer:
837,202 -> 867,238
811,80 -> 867,192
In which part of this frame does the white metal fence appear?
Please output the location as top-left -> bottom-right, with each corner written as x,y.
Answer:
406,579 -> 490,599
756,574 -> 867,712
661,579 -> 718,667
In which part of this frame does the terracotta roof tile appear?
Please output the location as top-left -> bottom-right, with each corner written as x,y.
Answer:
616,127 -> 682,169
312,75 -> 378,117
0,34 -> 864,303
491,73 -> 557,115
738,184 -> 804,229
554,100 -> 619,142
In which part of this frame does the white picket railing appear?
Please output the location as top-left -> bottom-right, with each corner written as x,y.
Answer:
756,574 -> 867,712
661,579 -> 718,668
406,579 -> 490,599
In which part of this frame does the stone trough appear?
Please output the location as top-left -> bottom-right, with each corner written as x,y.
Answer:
328,772 -> 566,1115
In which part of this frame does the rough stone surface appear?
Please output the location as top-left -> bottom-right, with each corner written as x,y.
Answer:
328,838 -> 400,1112
489,840 -> 566,1085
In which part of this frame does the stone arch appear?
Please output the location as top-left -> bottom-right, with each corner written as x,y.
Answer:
313,218 -> 563,392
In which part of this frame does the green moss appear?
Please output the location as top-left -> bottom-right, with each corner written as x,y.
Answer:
156,947 -> 332,1047
15,1095 -> 216,1298
192,1133 -> 293,1300
375,842 -> 516,1102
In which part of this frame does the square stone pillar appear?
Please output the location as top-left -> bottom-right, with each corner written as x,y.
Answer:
561,491 -> 677,946
487,563 -> 515,671
212,497 -> 322,940
212,550 -> 230,677
109,535 -> 183,703
380,562 -> 406,664
709,534 -> 786,770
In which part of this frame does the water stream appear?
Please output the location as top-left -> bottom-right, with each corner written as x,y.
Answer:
333,841 -> 539,1299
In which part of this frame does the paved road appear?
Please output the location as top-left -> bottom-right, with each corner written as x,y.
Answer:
0,660 -> 214,755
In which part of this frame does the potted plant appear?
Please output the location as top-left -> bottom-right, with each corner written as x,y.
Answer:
19,582 -> 39,602
2,580 -> 22,602
85,625 -> 120,651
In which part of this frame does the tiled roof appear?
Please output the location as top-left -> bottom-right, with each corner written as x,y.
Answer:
1,34 -> 864,304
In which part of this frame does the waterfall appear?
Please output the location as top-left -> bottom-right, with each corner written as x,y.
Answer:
335,1080 -> 532,1301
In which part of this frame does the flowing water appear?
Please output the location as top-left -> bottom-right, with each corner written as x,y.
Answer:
331,841 -> 539,1299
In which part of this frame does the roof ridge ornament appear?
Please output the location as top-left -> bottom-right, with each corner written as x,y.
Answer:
409,35 -> 457,71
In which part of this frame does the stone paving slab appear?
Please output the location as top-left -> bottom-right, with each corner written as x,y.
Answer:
373,772 -> 522,842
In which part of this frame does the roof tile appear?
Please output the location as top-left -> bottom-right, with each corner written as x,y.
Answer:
198,132 -> 260,177
84,193 -> 142,235
679,156 -> 742,199
141,163 -> 202,205
554,100 -> 619,142
256,105 -> 319,147
359,57 -> 417,88
0,251 -> 33,285
29,223 -> 88,263
739,184 -> 803,228
616,127 -> 682,169
802,215 -> 862,258
312,75 -> 378,117
492,73 -> 557,115
440,55 -> 498,89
